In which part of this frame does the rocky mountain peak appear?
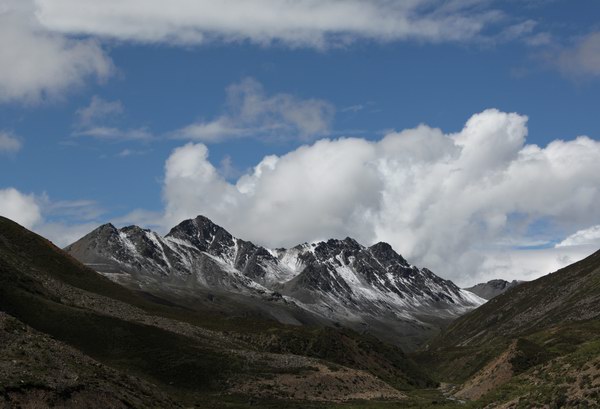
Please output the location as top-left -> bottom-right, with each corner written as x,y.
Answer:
91,222 -> 118,236
166,215 -> 235,253
369,241 -> 409,266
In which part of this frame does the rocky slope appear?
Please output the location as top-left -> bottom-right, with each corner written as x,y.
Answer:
464,279 -> 524,300
65,215 -> 484,349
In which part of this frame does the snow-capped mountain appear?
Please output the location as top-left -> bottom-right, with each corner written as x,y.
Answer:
65,215 -> 484,348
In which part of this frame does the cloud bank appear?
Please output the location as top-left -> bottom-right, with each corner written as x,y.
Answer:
161,109 -> 600,285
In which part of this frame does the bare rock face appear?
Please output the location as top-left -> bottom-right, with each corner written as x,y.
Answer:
65,215 -> 485,349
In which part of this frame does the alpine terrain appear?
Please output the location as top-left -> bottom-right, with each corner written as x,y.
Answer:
65,215 -> 484,349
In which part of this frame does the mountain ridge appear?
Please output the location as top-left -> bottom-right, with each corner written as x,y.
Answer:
65,214 -> 485,350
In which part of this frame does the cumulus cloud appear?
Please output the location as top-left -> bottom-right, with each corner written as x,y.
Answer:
0,188 -> 42,228
0,132 -> 22,153
556,225 -> 600,248
554,31 -> 600,79
161,109 -> 600,285
0,0 -> 112,103
173,78 -> 335,143
34,0 -> 510,48
475,245 -> 597,285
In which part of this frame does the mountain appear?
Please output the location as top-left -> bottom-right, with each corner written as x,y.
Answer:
464,279 -> 524,300
0,215 -> 447,407
415,248 -> 600,407
65,215 -> 484,350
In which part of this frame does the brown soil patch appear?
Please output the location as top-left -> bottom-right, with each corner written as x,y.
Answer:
454,340 -> 518,400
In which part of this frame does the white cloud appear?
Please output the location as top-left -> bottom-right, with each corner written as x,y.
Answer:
173,78 -> 335,143
0,0 -> 112,103
474,245 -> 596,286
555,31 -> 600,79
34,0 -> 509,48
0,132 -> 22,153
161,109 -> 600,285
34,221 -> 101,248
0,188 -> 42,228
556,225 -> 600,248
0,1 -> 547,104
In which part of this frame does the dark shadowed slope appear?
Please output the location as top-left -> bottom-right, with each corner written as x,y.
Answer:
0,216 -> 436,408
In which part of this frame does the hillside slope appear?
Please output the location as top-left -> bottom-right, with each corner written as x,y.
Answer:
416,248 -> 600,407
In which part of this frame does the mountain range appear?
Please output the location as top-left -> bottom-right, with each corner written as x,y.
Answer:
64,215 -> 484,349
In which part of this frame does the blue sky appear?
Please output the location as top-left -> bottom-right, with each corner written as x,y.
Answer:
1,0 -> 600,285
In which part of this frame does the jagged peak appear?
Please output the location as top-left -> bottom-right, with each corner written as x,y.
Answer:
369,241 -> 408,265
192,214 -> 220,227
369,241 -> 392,252
315,237 -> 363,250
120,225 -> 151,234
342,236 -> 361,246
92,222 -> 119,235
165,215 -> 237,253
166,215 -> 228,238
